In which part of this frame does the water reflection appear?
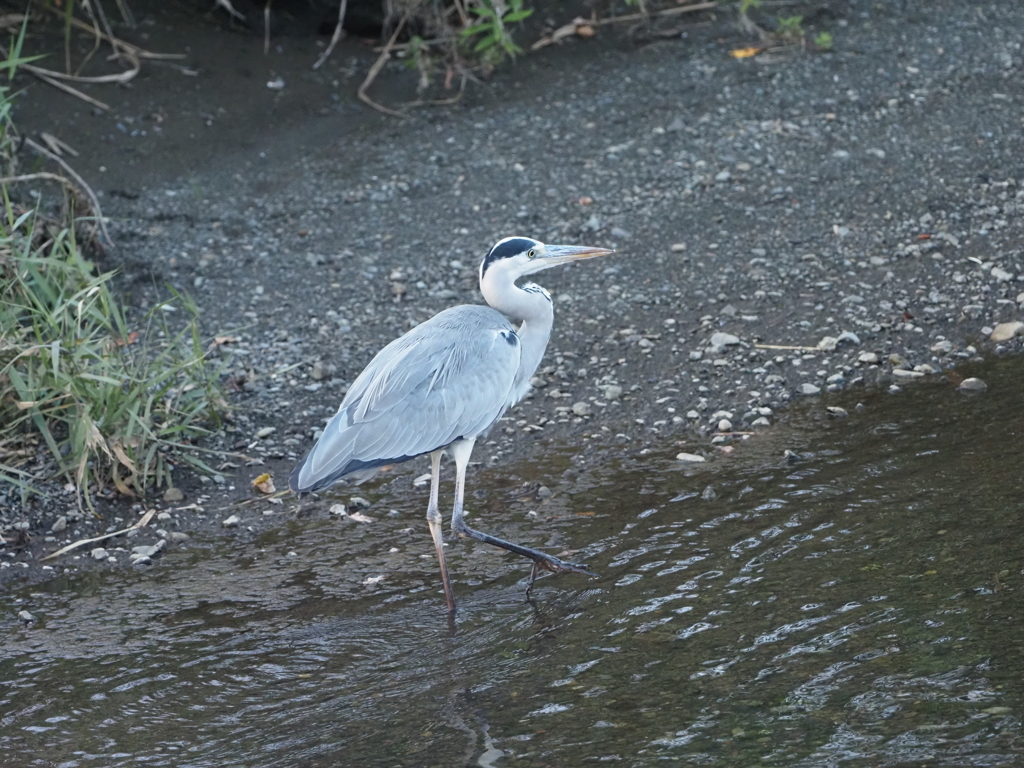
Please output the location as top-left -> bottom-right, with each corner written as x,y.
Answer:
2,359 -> 1023,767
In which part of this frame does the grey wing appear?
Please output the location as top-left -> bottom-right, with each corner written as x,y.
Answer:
290,306 -> 520,493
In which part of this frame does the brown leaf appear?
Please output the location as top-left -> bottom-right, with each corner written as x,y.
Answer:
252,472 -> 276,494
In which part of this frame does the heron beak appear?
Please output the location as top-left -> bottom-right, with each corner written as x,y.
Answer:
538,244 -> 615,266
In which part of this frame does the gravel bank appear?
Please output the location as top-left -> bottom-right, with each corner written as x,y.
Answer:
3,0 -> 1022,584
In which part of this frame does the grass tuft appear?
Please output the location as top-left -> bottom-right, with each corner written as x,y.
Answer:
0,209 -> 227,507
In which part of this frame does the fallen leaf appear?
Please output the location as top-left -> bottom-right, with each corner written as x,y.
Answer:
209,336 -> 239,350
729,47 -> 762,59
252,473 -> 276,494
114,331 -> 139,347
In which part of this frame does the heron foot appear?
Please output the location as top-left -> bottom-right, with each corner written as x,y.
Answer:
529,553 -> 598,578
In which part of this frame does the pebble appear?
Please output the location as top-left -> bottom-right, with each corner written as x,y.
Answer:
18,610 -> 35,622
168,532 -> 190,543
675,452 -> 706,462
572,401 -> 592,417
991,266 -> 1014,282
349,497 -> 372,509
989,321 -> 1024,342
163,487 -> 185,502
603,385 -> 623,401
892,369 -> 925,379
751,416 -> 771,428
800,383 -> 821,395
91,547 -> 109,560
958,377 -> 988,392
717,419 -> 733,432
330,503 -> 348,515
131,541 -> 166,560
222,515 -> 240,527
837,331 -> 861,345
256,426 -> 276,438
858,352 -> 879,364
709,332 -> 740,350
701,485 -> 717,501
51,516 -> 67,533
826,406 -> 849,418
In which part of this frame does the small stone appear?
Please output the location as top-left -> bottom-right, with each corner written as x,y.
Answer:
168,532 -> 190,543
837,331 -> 861,345
222,515 -> 240,528
858,352 -> 879,364
537,486 -> 553,499
709,332 -> 740,349
1017,291 -> 1024,305
817,336 -> 839,352
670,243 -> 687,252
131,541 -> 166,559
51,516 -> 67,533
676,452 -> 706,463
991,266 -> 1014,282
930,339 -> 953,353
163,487 -> 185,502
18,610 -> 35,622
800,383 -> 821,395
751,416 -> 771,428
717,419 -> 733,432
603,385 -> 623,401
130,555 -> 152,566
571,401 -> 592,417
91,547 -> 109,560
982,707 -> 1012,715
256,426 -> 276,438
958,377 -> 987,392
990,321 -> 1024,342
892,369 -> 925,379
701,485 -> 717,501
212,474 -> 226,485
689,350 -> 703,361
349,497 -> 372,509
330,503 -> 348,516
826,406 -> 849,418
310,361 -> 326,381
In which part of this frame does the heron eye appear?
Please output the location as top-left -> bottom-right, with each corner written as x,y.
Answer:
527,249 -> 536,258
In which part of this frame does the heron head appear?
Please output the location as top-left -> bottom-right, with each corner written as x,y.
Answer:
479,237 -> 614,283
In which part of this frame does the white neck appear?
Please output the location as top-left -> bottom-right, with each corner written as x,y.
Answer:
481,270 -> 554,403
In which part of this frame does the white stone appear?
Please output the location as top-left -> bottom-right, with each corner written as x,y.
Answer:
675,453 -> 706,463
990,321 -> 1024,342
572,401 -> 592,417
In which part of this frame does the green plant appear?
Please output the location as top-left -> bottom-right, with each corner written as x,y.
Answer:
0,208 -> 226,507
739,0 -> 761,13
777,14 -> 804,42
460,0 -> 533,65
814,31 -> 834,50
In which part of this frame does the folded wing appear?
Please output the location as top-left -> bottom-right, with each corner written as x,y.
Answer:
290,305 -> 521,493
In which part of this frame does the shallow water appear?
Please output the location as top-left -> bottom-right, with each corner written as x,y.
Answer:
3,359 -> 1023,768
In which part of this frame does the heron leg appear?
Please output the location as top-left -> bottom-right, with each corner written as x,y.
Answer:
426,449 -> 456,613
448,439 -> 597,579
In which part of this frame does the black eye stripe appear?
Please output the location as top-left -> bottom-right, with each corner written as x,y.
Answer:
480,237 -> 538,275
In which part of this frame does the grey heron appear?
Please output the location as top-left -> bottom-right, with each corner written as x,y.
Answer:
290,236 -> 613,612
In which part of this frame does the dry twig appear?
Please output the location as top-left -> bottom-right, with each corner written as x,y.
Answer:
358,17 -> 409,118
313,0 -> 349,70
41,509 -> 156,561
23,138 -> 112,248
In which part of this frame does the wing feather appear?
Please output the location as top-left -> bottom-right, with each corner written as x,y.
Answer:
291,305 -> 521,493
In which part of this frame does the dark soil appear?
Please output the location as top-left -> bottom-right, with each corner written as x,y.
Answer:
2,0 -> 1022,586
